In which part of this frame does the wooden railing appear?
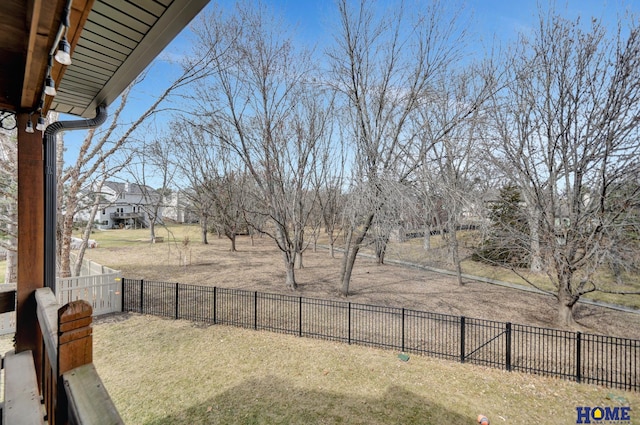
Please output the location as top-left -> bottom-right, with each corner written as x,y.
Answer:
2,287 -> 122,424
3,349 -> 45,424
37,287 -> 123,424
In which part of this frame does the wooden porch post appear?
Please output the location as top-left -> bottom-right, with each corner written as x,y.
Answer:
16,112 -> 44,375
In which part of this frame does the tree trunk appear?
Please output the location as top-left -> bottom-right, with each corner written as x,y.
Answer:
74,237 -> 90,277
557,301 -> 576,328
149,220 -> 156,243
527,205 -> 542,273
59,236 -> 71,278
296,236 -> 304,269
229,233 -> 236,252
74,188 -> 104,277
200,215 -> 208,244
375,234 -> 388,265
328,227 -> 336,258
274,226 -> 298,290
339,214 -> 374,296
340,243 -> 360,296
59,205 -> 77,278
557,277 -> 578,328
423,223 -> 431,251
74,243 -> 87,278
447,222 -> 463,286
283,250 -> 297,290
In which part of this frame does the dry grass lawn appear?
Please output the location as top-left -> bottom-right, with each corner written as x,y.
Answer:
91,314 -> 639,425
32,225 -> 636,424
82,226 -> 640,339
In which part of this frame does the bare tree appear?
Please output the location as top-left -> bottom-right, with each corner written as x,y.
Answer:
171,126 -> 215,245
72,174 -> 108,277
172,121 -> 249,251
124,129 -> 180,243
328,0 -> 469,295
0,122 -> 17,283
57,89 -> 134,278
57,49 -> 215,278
312,122 -> 348,259
317,176 -> 345,259
487,10 -> 640,326
415,67 -> 496,284
189,2 -> 333,290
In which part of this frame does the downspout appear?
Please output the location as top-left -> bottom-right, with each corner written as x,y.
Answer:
43,105 -> 108,292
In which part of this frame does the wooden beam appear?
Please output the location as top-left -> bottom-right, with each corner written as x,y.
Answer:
16,112 -> 44,382
21,0 -> 44,111
21,0 -> 63,111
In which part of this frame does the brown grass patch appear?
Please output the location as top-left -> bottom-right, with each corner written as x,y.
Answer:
92,314 -> 639,425
82,228 -> 640,340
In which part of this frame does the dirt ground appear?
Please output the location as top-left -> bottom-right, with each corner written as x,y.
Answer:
83,235 -> 640,340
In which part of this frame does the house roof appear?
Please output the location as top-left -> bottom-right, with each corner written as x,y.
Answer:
0,0 -> 209,119
104,181 -> 157,196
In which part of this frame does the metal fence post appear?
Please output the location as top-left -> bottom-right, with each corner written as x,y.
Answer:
254,291 -> 258,330
505,322 -> 512,371
121,278 -> 126,313
460,316 -> 466,364
140,279 -> 144,313
298,297 -> 302,337
175,283 -> 179,320
576,332 -> 582,383
401,308 -> 405,352
213,286 -> 217,325
348,302 -> 352,345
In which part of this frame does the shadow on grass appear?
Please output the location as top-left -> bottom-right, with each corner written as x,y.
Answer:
145,375 -> 469,425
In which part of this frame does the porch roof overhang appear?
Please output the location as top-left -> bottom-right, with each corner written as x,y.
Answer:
2,0 -> 210,363
1,0 -> 209,119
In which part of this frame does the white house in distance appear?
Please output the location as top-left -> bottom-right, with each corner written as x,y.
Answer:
77,181 -> 164,230
163,191 -> 199,224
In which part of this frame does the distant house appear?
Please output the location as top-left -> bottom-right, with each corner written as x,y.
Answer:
76,181 -> 164,230
163,191 -> 199,224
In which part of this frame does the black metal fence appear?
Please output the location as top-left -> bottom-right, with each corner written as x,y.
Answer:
122,278 -> 639,392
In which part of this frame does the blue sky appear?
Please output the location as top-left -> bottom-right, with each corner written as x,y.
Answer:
60,0 -> 640,177
124,0 -> 640,102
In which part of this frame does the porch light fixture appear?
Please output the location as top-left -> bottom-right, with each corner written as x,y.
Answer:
36,116 -> 46,132
25,117 -> 34,134
55,37 -> 72,66
44,75 -> 57,96
54,3 -> 73,66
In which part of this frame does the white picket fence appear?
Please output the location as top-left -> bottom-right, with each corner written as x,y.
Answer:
57,272 -> 122,315
75,257 -> 116,277
0,263 -> 122,336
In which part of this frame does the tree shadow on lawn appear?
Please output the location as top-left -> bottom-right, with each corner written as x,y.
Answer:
144,375 -> 470,425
